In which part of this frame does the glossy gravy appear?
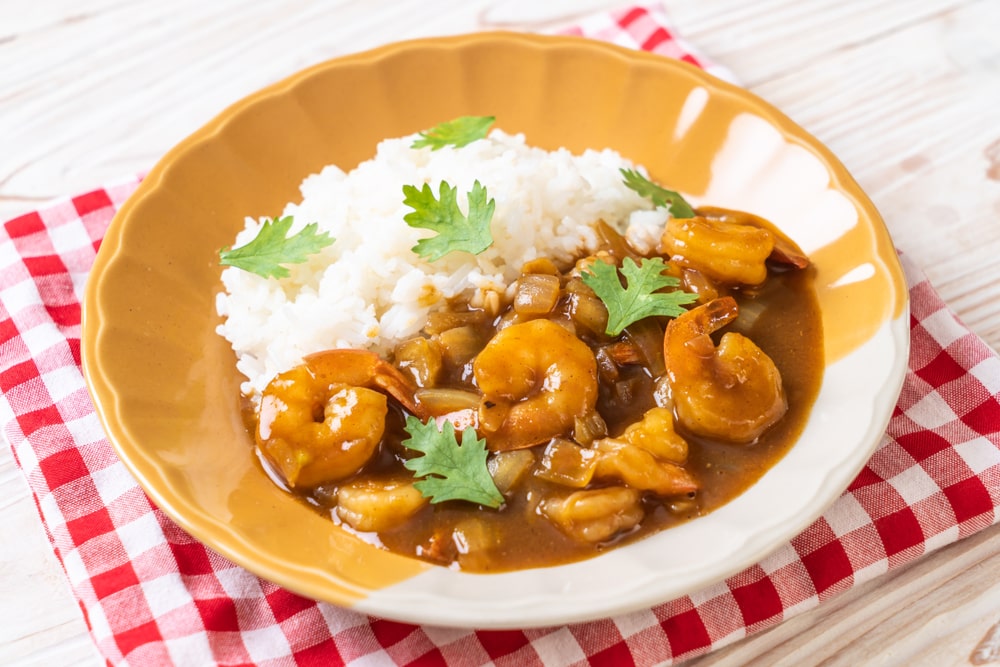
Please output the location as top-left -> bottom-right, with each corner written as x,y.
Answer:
242,196 -> 827,572
248,261 -> 822,573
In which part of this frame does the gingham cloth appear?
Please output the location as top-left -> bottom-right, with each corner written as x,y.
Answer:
2,4 -> 999,666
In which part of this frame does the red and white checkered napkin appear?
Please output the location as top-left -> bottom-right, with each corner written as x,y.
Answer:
2,5 -> 999,666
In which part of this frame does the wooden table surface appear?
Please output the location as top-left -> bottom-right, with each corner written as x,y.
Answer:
3,1 -> 999,664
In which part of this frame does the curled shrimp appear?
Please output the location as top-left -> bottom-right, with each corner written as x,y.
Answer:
592,439 -> 698,496
664,297 -> 787,443
660,208 -> 809,286
698,207 -> 809,270
661,215 -> 774,286
335,474 -> 429,532
541,487 -> 644,543
473,319 -> 598,451
257,349 -> 422,488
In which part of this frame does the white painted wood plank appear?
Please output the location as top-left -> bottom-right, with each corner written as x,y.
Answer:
742,0 -> 1000,351
0,439 -> 103,666
0,0 -> 125,38
663,0 -> 969,87
687,524 -> 1000,666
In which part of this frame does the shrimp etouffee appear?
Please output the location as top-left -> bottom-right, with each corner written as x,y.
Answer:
248,208 -> 823,572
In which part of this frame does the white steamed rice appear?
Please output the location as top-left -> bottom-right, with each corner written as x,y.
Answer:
216,129 -> 670,395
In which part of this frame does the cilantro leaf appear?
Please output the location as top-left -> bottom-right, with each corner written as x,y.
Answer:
620,168 -> 695,219
401,416 -> 504,508
581,257 -> 698,336
219,216 -> 334,279
411,115 -> 496,150
402,180 -> 495,261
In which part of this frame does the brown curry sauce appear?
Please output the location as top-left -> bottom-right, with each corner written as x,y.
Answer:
248,216 -> 824,573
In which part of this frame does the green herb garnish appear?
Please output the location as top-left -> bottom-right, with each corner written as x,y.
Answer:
402,180 -> 495,260
411,115 -> 496,150
219,216 -> 334,278
620,168 -> 695,219
401,416 -> 504,508
581,257 -> 698,336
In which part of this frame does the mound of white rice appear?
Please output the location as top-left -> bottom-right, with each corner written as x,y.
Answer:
216,129 -> 670,395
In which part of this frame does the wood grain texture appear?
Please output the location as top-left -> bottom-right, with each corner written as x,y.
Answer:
2,0 -> 998,665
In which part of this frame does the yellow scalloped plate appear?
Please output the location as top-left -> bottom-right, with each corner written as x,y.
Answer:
82,32 -> 908,627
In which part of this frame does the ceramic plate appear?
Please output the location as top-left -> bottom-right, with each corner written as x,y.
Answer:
82,32 -> 908,628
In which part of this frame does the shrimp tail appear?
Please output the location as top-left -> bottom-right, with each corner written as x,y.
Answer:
304,348 -> 427,417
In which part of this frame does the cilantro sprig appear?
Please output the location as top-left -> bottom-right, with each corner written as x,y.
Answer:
402,180 -> 495,261
401,416 -> 504,508
581,257 -> 698,336
411,116 -> 496,150
620,168 -> 695,219
219,216 -> 334,279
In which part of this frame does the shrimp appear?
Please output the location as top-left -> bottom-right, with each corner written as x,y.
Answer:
619,406 -> 689,463
592,439 -> 698,496
305,348 -> 425,416
661,215 -> 774,286
698,207 -> 810,270
660,208 -> 809,286
472,319 -> 598,451
257,349 -> 422,488
541,487 -> 644,543
335,475 -> 429,532
664,297 -> 787,443
589,407 -> 698,496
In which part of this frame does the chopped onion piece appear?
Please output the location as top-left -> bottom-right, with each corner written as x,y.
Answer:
513,274 -> 561,314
